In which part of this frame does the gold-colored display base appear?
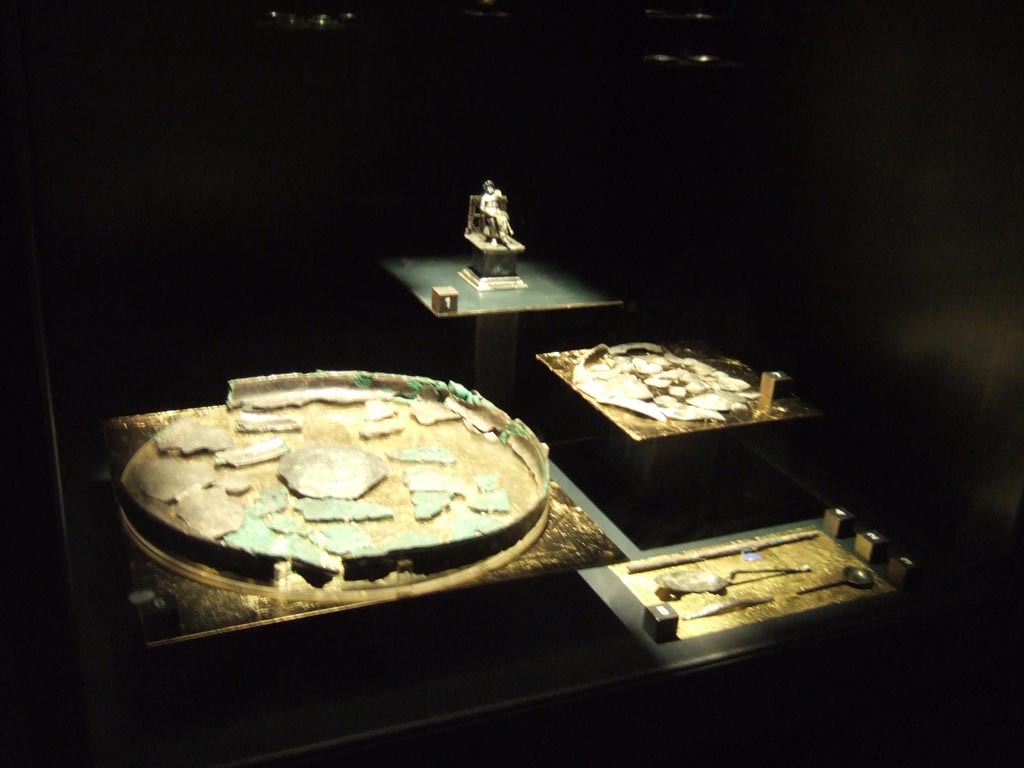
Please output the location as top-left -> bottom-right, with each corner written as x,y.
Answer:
123,479 -> 622,646
537,342 -> 821,442
613,527 -> 894,641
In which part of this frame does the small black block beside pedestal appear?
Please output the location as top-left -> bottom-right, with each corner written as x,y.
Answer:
643,603 -> 679,643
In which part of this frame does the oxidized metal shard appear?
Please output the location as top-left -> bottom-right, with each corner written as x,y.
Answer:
444,395 -> 511,433
608,342 -> 663,355
506,429 -> 549,488
279,444 -> 388,499
633,359 -> 664,376
411,490 -> 454,520
263,511 -> 311,535
596,396 -> 668,421
403,466 -> 467,494
211,474 -> 254,495
319,523 -> 373,556
387,446 -> 458,464
232,386 -> 394,411
154,418 -> 234,455
214,438 -> 289,467
411,398 -> 462,425
364,400 -> 398,422
680,596 -> 775,621
662,406 -> 726,422
245,485 -> 290,517
643,377 -> 672,389
175,486 -> 247,539
234,411 -> 303,433
475,474 -> 500,492
572,343 -> 611,386
136,457 -> 219,503
359,421 -> 405,439
467,490 -> 511,514
716,376 -> 751,392
279,534 -> 325,567
655,569 -> 732,594
448,508 -> 505,540
227,372 -> 396,411
685,393 -> 735,412
223,515 -> 278,553
293,497 -> 394,522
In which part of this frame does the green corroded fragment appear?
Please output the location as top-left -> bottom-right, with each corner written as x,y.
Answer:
386,531 -> 441,550
263,511 -> 310,535
449,508 -> 505,540
446,380 -> 473,402
474,474 -> 500,492
246,485 -> 290,518
224,516 -> 278,552
353,372 -> 373,388
411,490 -> 454,521
286,534 -> 323,566
498,421 -> 530,445
294,497 -> 395,522
467,490 -> 510,514
319,523 -> 373,555
402,466 -> 464,494
387,446 -> 458,464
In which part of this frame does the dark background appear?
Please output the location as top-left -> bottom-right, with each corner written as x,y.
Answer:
6,0 -> 1024,764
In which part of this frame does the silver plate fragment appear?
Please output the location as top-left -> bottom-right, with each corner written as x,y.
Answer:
235,411 -> 303,433
214,438 -> 290,467
364,400 -> 398,422
175,485 -> 247,539
154,418 -> 234,455
278,444 -> 388,499
136,457 -> 220,503
411,398 -> 462,425
359,421 -> 405,439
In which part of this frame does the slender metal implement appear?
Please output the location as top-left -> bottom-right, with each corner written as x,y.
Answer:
796,565 -> 874,595
680,596 -> 775,621
627,530 -> 819,574
655,564 -> 812,595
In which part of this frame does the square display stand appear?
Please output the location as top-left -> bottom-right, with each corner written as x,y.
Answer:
459,250 -> 527,291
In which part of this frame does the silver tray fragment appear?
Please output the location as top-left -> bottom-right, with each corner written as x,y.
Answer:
278,444 -> 388,499
154,418 -> 234,455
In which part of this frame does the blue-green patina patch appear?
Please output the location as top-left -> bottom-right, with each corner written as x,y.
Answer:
448,508 -> 505,540
387,446 -> 458,464
284,534 -> 323,566
498,421 -> 530,445
245,485 -> 290,518
223,516 -> 278,552
295,497 -> 395,522
353,372 -> 373,388
467,490 -> 511,514
319,523 -> 374,555
411,490 -> 454,520
264,511 -> 310,535
474,474 -> 500,492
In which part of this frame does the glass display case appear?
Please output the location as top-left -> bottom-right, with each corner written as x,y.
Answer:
7,1 -> 1024,764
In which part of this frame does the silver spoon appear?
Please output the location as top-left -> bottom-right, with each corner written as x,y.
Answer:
795,565 -> 874,595
656,564 -> 812,596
